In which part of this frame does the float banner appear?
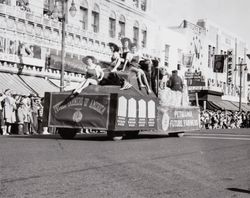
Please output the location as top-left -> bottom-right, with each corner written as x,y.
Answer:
158,106 -> 200,132
46,92 -> 110,130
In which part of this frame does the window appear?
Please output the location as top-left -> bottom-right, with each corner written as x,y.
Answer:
165,45 -> 170,66
80,7 -> 88,30
177,49 -> 183,65
0,0 -> 11,5
133,0 -> 139,8
17,0 -> 30,12
118,15 -> 125,39
79,0 -> 88,30
109,11 -> 116,38
141,25 -> 147,48
91,4 -> 100,33
43,0 -> 55,16
141,0 -> 147,11
133,21 -> 139,45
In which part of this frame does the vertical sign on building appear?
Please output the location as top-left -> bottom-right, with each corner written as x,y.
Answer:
227,49 -> 233,84
208,45 -> 211,68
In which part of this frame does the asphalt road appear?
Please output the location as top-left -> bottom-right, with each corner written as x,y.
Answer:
0,129 -> 250,198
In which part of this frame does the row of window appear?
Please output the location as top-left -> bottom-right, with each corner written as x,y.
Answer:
121,0 -> 148,11
44,0 -> 147,48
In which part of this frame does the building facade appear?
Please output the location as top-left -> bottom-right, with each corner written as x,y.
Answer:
160,19 -> 250,110
0,0 -> 159,96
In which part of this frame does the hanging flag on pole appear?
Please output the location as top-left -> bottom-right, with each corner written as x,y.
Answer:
213,55 -> 225,73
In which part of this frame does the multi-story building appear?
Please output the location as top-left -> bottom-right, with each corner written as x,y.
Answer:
0,0 -> 159,96
168,19 -> 250,111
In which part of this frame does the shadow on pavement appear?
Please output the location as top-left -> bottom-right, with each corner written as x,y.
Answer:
227,188 -> 250,194
5,133 -> 174,141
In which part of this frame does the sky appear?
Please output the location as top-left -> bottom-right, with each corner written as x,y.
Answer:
155,0 -> 250,47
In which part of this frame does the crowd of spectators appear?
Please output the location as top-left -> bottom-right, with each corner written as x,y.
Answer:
200,109 -> 250,129
0,89 -> 48,135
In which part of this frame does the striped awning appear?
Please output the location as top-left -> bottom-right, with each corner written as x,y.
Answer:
230,102 -> 250,112
0,72 -> 34,96
19,75 -> 59,97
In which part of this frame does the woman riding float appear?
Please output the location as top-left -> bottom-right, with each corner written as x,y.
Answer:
73,56 -> 104,94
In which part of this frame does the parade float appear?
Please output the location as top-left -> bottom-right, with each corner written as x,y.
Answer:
43,68 -> 200,140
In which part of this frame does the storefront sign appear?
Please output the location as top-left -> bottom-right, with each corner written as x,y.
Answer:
0,52 -> 45,67
185,71 -> 205,88
49,54 -> 86,74
227,49 -> 233,84
185,71 -> 202,79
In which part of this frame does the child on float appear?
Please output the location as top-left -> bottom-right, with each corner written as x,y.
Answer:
124,43 -> 152,94
73,56 -> 104,94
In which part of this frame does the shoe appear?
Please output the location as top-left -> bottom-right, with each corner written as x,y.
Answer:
146,88 -> 152,95
43,131 -> 50,135
120,82 -> 132,90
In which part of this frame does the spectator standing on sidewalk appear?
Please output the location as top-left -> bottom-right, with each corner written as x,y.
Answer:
3,89 -> 16,135
0,92 -> 6,135
16,101 -> 26,135
21,95 -> 32,135
29,94 -> 39,134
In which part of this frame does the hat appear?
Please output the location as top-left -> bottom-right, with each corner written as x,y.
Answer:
82,56 -> 97,65
121,37 -> 132,49
4,89 -> 11,95
108,42 -> 120,52
29,93 -> 36,98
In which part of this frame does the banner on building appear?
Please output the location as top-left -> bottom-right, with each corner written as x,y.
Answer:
213,55 -> 225,73
183,54 -> 194,67
49,54 -> 86,74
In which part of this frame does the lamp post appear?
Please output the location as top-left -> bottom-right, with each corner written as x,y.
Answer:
55,0 -> 77,92
235,58 -> 248,111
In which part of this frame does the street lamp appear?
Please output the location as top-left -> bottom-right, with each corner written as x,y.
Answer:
55,0 -> 77,92
234,58 -> 248,111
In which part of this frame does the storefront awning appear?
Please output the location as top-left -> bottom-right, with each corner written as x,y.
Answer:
206,100 -> 239,111
19,75 -> 59,97
230,102 -> 250,112
0,73 -> 34,96
48,79 -> 80,91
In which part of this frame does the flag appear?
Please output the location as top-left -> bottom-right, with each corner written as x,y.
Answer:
213,55 -> 225,73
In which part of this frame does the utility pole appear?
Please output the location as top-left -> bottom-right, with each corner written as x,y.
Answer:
235,58 -> 248,111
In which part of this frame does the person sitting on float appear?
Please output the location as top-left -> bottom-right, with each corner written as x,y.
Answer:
125,43 -> 152,94
120,37 -> 132,71
107,38 -> 133,90
108,42 -> 122,72
73,56 -> 104,94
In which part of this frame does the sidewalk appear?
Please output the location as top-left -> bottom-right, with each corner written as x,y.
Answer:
184,128 -> 250,135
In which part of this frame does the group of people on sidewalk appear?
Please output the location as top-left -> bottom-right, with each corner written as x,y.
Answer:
200,109 -> 250,129
0,89 -> 49,135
